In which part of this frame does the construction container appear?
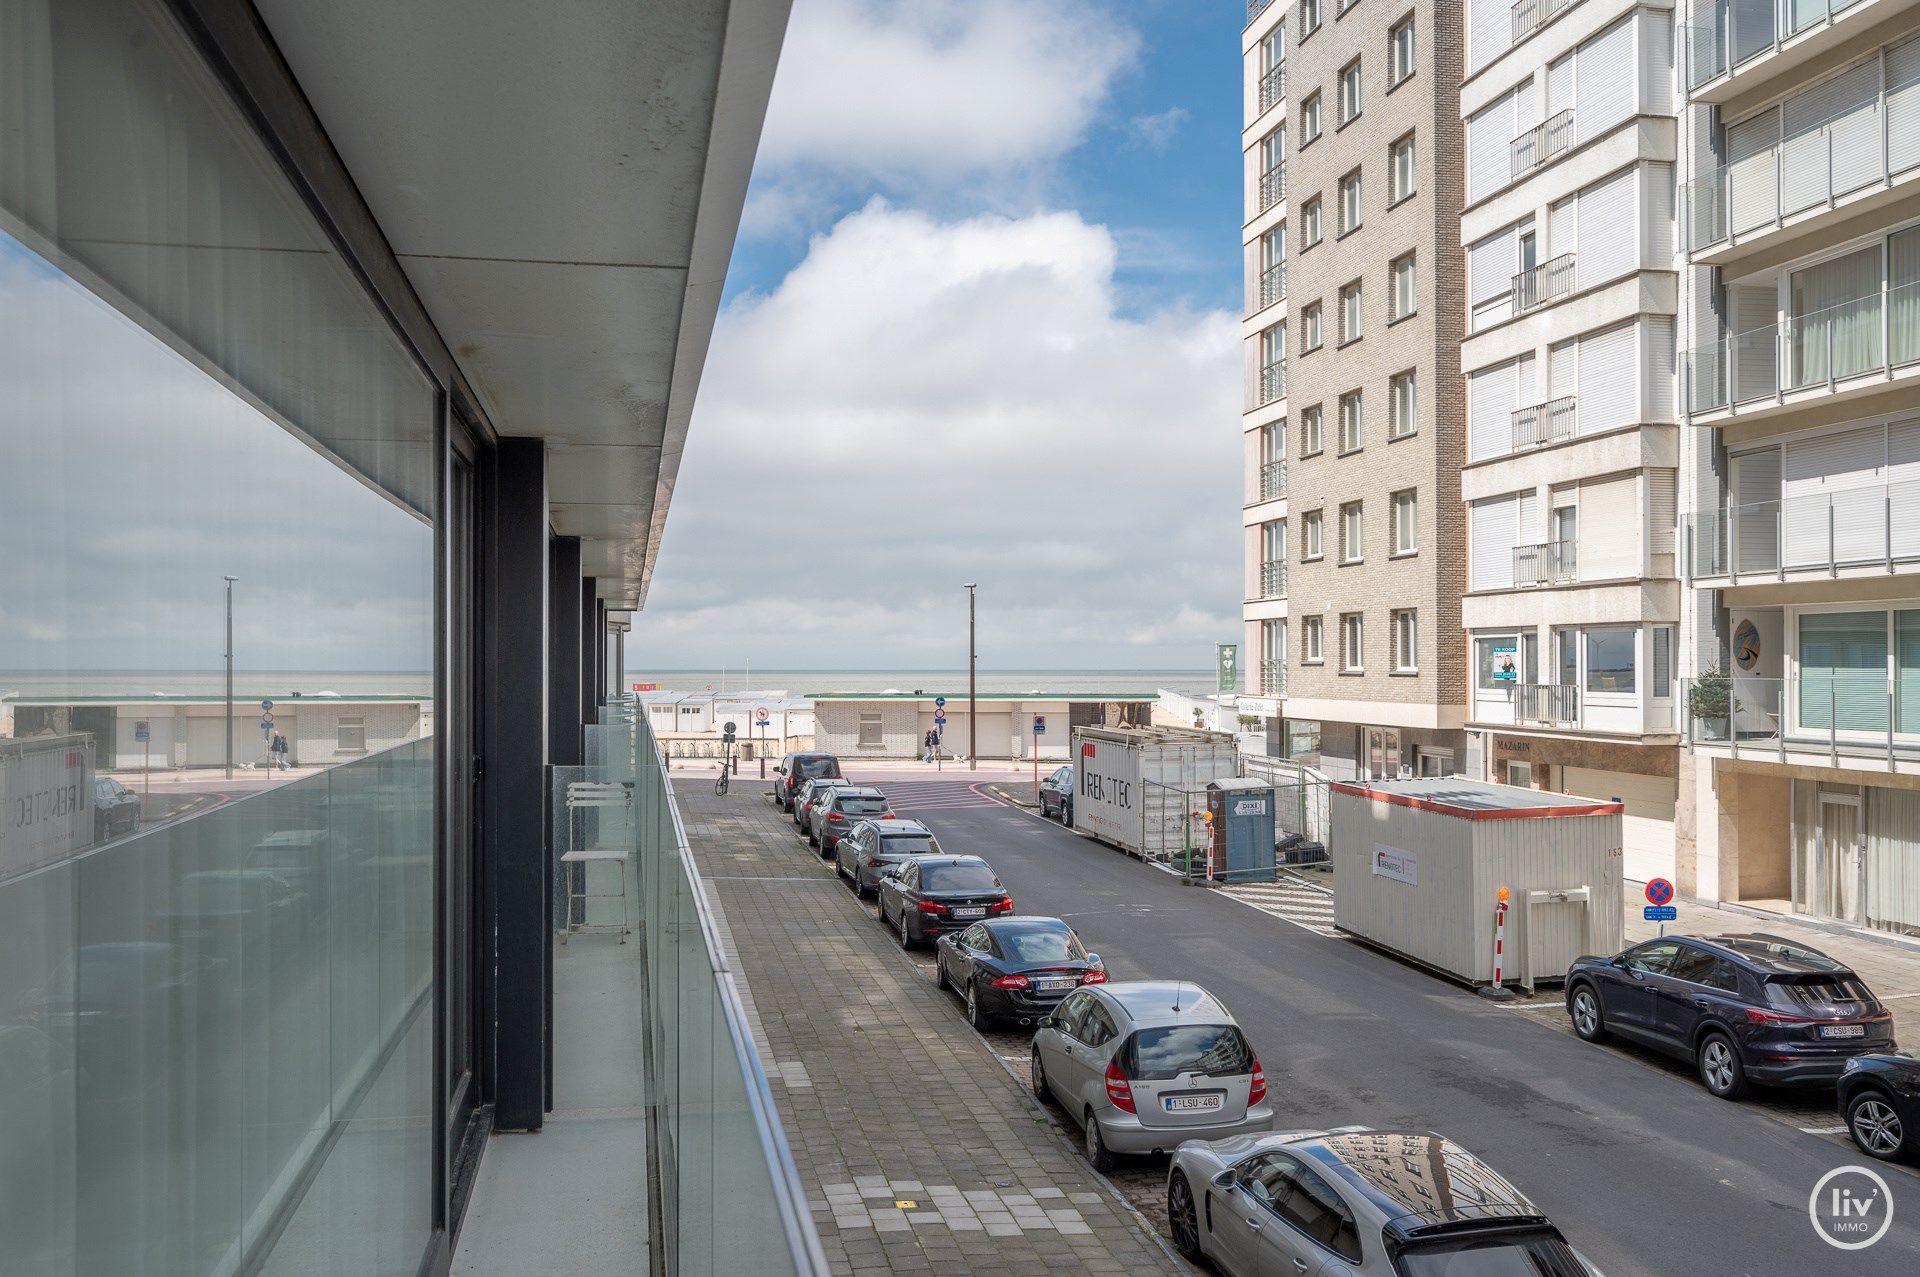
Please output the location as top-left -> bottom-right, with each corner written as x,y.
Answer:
1071,725 -> 1239,865
1329,779 -> 1625,988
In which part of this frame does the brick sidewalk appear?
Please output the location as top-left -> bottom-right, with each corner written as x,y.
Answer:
678,782 -> 1182,1276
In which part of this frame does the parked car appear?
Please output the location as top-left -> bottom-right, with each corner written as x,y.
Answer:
773,752 -> 841,811
93,776 -> 140,841
877,855 -> 1011,948
807,785 -> 892,853
792,776 -> 852,832
935,915 -> 1105,1029
1165,1127 -> 1604,1275
835,818 -> 945,898
1564,932 -> 1895,1098
1030,980 -> 1272,1170
1838,1052 -> 1920,1163
1038,764 -> 1073,822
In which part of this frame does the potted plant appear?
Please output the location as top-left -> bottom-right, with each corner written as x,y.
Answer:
1689,666 -> 1732,741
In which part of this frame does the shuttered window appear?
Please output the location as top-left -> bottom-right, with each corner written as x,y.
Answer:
1731,448 -> 1782,573
1467,0 -> 1509,77
1642,163 -> 1674,266
1888,36 -> 1920,176
1468,223 -> 1519,328
1891,226 -> 1920,366
1898,611 -> 1920,733
1641,13 -> 1673,115
1577,322 -> 1637,434
1470,491 -> 1536,590
1648,469 -> 1678,555
1784,425 -> 1887,566
1726,109 -> 1781,237
1468,357 -> 1531,460
1801,611 -> 1890,732
1576,167 -> 1637,288
1576,18 -> 1636,144
1579,474 -> 1640,579
1781,60 -> 1880,215
1644,317 -> 1676,422
1467,88 -> 1527,203
1890,423 -> 1920,561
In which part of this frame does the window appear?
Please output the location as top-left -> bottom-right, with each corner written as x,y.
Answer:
1391,488 -> 1418,554
1260,24 -> 1285,75
1301,404 -> 1324,455
1301,0 -> 1322,37
1301,91 -> 1322,145
1302,195 -> 1324,247
1389,252 -> 1416,320
1340,613 -> 1365,671
1301,301 -> 1323,352
1338,280 -> 1363,344
1303,616 -> 1325,663
1389,132 -> 1416,203
858,712 -> 884,747
1338,169 -> 1362,235
1586,627 -> 1636,694
1506,760 -> 1534,787
1338,60 -> 1363,126
1339,499 -> 1364,562
1392,609 -> 1418,672
338,715 -> 368,753
1801,611 -> 1900,733
1338,390 -> 1363,453
1389,369 -> 1416,438
1389,14 -> 1416,85
1302,508 -> 1324,558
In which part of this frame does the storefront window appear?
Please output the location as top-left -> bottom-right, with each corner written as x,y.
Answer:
1585,628 -> 1637,694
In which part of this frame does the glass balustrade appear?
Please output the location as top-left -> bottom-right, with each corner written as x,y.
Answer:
1685,480 -> 1920,577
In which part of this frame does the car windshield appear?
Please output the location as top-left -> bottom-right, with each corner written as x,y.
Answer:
796,758 -> 840,779
880,834 -> 938,855
1000,927 -> 1083,963
1124,1024 -> 1252,1080
838,796 -> 888,813
1392,1229 -> 1587,1276
1763,974 -> 1873,1009
921,863 -> 998,891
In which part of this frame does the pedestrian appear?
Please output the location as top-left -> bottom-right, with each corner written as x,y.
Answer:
270,731 -> 290,771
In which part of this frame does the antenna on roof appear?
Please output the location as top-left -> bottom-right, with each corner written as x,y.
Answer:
1172,981 -> 1186,1013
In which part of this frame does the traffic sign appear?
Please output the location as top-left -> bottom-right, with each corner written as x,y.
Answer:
260,711 -> 274,726
934,714 -> 947,727
1645,878 -> 1675,907
755,706 -> 770,725
1643,905 -> 1678,923
1032,714 -> 1046,735
133,720 -> 151,743
934,696 -> 946,708
260,699 -> 273,711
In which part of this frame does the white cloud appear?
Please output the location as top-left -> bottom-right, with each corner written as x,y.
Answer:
636,202 -> 1241,669
1127,106 -> 1189,151
756,0 -> 1138,184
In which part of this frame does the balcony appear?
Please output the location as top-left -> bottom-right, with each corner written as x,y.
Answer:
1258,360 -> 1287,407
1259,458 -> 1288,501
1512,253 -> 1575,313
1260,658 -> 1287,696
1511,111 -> 1575,179
1474,680 -> 1676,735
1685,0 -> 1872,93
1257,260 -> 1288,312
1512,396 -> 1577,450
1259,63 -> 1286,115
1261,558 -> 1288,599
1247,0 -> 1279,23
1516,681 -> 1581,725
1683,673 -> 1920,766
1685,479 -> 1920,579
1514,538 -> 1579,586
1511,0 -> 1577,48
1259,163 -> 1287,214
1682,280 -> 1920,415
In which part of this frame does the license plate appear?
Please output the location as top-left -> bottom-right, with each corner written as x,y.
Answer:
951,907 -> 985,919
1163,1093 -> 1223,1113
1820,1023 -> 1866,1039
1036,978 -> 1075,993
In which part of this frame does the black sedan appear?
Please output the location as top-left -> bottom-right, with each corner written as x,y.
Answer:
1839,1053 -> 1920,1162
1037,764 -> 1073,822
94,777 -> 141,841
877,855 -> 1012,949
934,916 -> 1105,1029
1565,932 -> 1895,1098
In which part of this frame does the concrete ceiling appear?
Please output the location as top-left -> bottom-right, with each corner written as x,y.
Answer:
254,0 -> 788,610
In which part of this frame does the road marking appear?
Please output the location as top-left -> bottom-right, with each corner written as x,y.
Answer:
1216,879 -> 1342,937
1799,1125 -> 1849,1135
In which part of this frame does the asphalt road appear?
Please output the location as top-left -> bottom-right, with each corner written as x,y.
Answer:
908,796 -> 1920,1277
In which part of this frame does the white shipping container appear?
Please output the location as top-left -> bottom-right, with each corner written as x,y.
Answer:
1071,726 -> 1241,862
1,733 -> 96,880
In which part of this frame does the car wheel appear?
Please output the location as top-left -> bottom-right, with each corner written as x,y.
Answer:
1030,1048 -> 1051,1103
1083,1110 -> 1117,1172
966,981 -> 991,1030
898,910 -> 915,950
1697,1032 -> 1749,1099
1167,1172 -> 1202,1261
1568,984 -> 1610,1043
1062,801 -> 1072,825
1847,1090 -> 1911,1161
856,877 -> 872,900
935,954 -> 949,991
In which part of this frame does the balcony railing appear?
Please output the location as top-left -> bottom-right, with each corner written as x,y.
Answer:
1515,681 -> 1580,724
1682,279 -> 1920,414
1512,396 -> 1577,450
1260,658 -> 1287,696
1511,0 -> 1576,46
1683,673 -> 1920,764
1514,538 -> 1578,586
1261,558 -> 1288,598
1257,261 -> 1287,311
1685,0 -> 1870,92
1259,360 -> 1286,406
1259,63 -> 1287,114
1685,479 -> 1920,578
1259,163 -> 1287,213
1260,458 -> 1288,501
1511,110 -> 1575,178
1248,0 -> 1279,23
1512,253 -> 1575,313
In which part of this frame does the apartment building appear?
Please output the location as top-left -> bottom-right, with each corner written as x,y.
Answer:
1456,0 -> 1686,881
1675,0 -> 1920,938
1240,0 -> 1470,780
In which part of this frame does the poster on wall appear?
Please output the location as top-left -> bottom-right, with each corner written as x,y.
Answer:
1491,644 -> 1518,682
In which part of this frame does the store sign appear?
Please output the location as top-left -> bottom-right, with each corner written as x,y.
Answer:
1217,644 -> 1238,693
1371,844 -> 1419,886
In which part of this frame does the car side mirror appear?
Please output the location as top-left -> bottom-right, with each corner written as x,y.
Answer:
1036,1015 -> 1055,1029
1610,955 -> 1629,968
1212,1169 -> 1237,1190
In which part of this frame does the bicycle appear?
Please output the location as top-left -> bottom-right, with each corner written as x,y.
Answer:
714,759 -> 730,796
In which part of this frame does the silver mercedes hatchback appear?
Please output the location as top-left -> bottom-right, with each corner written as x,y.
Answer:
1030,981 -> 1273,1171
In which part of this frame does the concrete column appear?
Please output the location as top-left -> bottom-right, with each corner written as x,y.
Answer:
549,539 -> 583,770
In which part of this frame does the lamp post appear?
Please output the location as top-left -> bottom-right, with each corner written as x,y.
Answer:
964,583 -> 977,772
223,575 -> 237,780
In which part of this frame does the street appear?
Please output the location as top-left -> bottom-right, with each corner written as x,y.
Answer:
850,773 -> 1920,1277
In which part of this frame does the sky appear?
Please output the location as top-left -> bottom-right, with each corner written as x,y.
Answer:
631,0 -> 1246,673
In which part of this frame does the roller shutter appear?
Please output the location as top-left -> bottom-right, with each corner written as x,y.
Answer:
1471,494 -> 1525,590
1469,360 -> 1520,460
1468,0 -> 1510,77
1891,421 -> 1920,561
1800,611 -> 1890,733
1642,13 -> 1673,115
1784,426 -> 1886,566
1730,0 -> 1775,67
1643,163 -> 1674,266
1726,109 -> 1780,237
1730,448 -> 1782,574
1579,474 -> 1641,578
1648,469 -> 1678,556
1888,36 -> 1920,176
1644,317 -> 1676,422
1468,96 -> 1516,204
1469,223 -> 1518,327
1577,322 -> 1638,434
1576,19 -> 1636,143
1577,167 -> 1637,288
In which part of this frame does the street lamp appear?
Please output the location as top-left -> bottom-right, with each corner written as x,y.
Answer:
964,583 -> 977,772
223,575 -> 237,780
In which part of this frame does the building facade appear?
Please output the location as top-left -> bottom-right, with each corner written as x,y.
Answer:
1241,0 -> 1470,782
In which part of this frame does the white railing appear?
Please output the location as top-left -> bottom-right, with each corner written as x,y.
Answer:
1260,163 -> 1287,213
1513,253 -> 1576,312
1259,360 -> 1287,406
1512,396 -> 1577,450
1261,559 -> 1288,598
1511,110 -> 1575,178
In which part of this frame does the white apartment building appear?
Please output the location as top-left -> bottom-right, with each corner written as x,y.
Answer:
1676,0 -> 1920,938
1458,0 -> 1686,881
